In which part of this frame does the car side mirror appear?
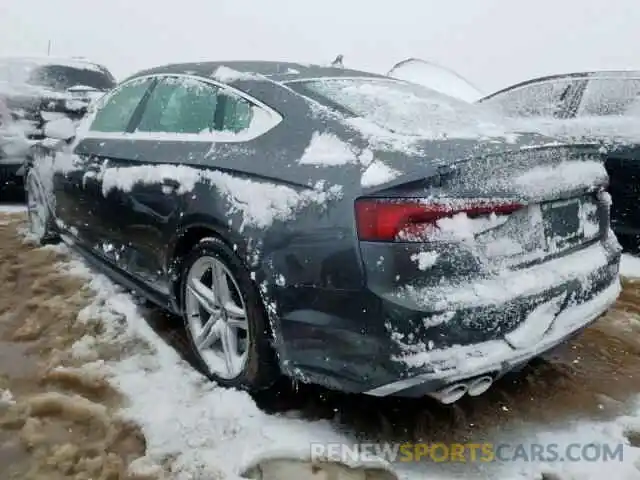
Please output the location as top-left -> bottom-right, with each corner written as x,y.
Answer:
44,117 -> 76,141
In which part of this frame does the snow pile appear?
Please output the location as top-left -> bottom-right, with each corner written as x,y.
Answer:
410,251 -> 439,271
387,58 -> 483,103
622,254 -> 640,279
298,132 -> 359,166
58,258 -> 387,480
0,55 -> 106,73
360,160 -> 401,187
513,159 -> 608,199
0,389 -> 15,406
401,240 -> 616,311
0,205 -> 27,214
100,164 -> 342,231
434,210 -> 510,241
211,65 -> 261,83
101,164 -> 201,196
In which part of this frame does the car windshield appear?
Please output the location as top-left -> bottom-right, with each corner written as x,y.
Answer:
0,60 -> 115,92
297,77 -> 506,138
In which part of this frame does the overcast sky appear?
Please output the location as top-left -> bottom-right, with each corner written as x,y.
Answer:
1,0 -> 638,94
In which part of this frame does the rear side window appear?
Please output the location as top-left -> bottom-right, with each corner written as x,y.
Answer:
89,78 -> 153,132
220,93 -> 254,133
483,79 -> 577,118
577,78 -> 640,116
136,77 -> 219,134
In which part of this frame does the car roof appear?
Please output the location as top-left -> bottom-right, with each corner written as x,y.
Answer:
482,69 -> 640,101
0,56 -> 112,74
126,60 -> 388,84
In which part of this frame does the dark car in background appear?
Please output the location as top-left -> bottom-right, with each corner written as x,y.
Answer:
479,71 -> 640,251
25,61 -> 620,403
0,56 -> 116,190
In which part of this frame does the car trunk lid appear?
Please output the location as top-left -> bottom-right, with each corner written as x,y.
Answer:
355,143 -> 608,280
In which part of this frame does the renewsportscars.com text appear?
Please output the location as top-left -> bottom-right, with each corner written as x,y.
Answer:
310,442 -> 625,463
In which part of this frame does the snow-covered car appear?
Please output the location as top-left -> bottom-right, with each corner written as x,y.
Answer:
0,96 -> 30,189
479,70 -> 640,251
25,61 -> 621,404
387,58 -> 483,102
0,56 -> 116,141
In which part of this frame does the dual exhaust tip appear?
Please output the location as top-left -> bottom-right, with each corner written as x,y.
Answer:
427,375 -> 494,404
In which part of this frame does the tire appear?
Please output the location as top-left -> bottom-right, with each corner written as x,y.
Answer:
24,169 -> 59,245
179,237 -> 278,391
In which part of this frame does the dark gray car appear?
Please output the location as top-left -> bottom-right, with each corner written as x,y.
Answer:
25,61 -> 621,403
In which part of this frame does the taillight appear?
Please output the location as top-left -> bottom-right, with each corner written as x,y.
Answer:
354,198 -> 523,242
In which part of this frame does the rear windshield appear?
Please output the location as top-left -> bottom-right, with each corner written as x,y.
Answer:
0,60 -> 115,92
30,65 -> 115,91
577,78 -> 640,117
292,77 -> 505,137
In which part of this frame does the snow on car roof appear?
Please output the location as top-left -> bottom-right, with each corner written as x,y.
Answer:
127,60 -> 386,84
0,56 -> 107,73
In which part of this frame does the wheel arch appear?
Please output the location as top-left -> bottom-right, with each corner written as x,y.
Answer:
166,217 -> 240,305
166,216 -> 287,365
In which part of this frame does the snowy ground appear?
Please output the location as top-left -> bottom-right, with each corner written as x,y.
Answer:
3,202 -> 640,479
0,204 -> 27,214
72,257 -> 640,480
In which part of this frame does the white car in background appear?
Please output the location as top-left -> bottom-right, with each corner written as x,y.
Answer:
387,58 -> 483,103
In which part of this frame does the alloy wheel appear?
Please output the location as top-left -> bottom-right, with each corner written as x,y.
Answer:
184,255 -> 250,379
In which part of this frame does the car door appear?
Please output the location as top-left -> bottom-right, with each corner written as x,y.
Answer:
91,75 -> 224,294
48,78 -> 155,246
60,77 -> 157,255
93,74 -> 268,295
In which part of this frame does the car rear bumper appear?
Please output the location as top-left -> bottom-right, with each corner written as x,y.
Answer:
365,277 -> 619,396
277,239 -> 621,397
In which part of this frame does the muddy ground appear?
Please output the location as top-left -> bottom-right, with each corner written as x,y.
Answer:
1,206 -> 640,479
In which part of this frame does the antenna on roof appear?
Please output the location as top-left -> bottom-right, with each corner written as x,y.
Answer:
47,40 -> 52,56
330,54 -> 344,68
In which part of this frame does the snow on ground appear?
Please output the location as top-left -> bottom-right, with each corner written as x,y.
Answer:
5,196 -> 639,479
0,204 -> 26,214
622,254 -> 640,279
32,239 -> 640,480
